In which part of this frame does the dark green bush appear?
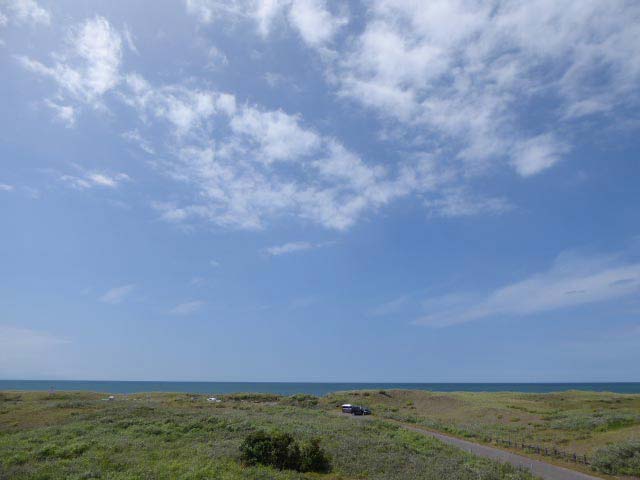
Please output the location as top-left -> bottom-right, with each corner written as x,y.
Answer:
591,439 -> 640,476
299,438 -> 331,473
239,430 -> 330,473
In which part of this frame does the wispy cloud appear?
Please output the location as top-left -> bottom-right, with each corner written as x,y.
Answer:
60,170 -> 130,190
184,0 -> 347,47
425,189 -> 513,218
264,240 -> 334,256
3,0 -> 51,26
130,80 -> 445,230
415,251 -> 640,327
335,1 -> 639,180
100,284 -> 135,304
287,0 -> 348,47
369,295 -> 410,317
0,183 -> 14,192
209,260 -> 220,267
168,300 -> 205,315
44,100 -> 76,127
0,325 -> 69,377
0,324 -> 69,348
122,130 -> 155,154
16,16 -> 122,112
16,2 -> 640,235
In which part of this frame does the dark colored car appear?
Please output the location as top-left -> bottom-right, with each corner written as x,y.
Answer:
351,406 -> 371,415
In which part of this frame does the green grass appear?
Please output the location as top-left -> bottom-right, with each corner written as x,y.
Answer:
0,391 -> 536,480
319,389 -> 640,476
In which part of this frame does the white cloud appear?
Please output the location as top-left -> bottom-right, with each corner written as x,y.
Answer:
184,0 -> 282,30
0,183 -> 14,192
416,251 -> 640,327
16,9 -> 521,233
425,189 -> 513,218
264,72 -> 286,88
123,71 -> 458,231
44,100 -> 76,127
60,171 -> 130,190
4,0 -> 51,26
122,24 -> 138,54
210,259 -> 220,267
264,240 -> 333,256
168,300 -> 205,315
100,284 -> 135,304
335,0 -> 640,177
184,0 -> 225,24
17,16 -> 122,109
264,241 -> 314,256
168,1 -> 640,232
206,45 -> 228,68
511,134 -> 569,177
254,0 -> 287,36
184,0 -> 345,46
288,0 -> 346,47
123,73 -> 234,136
230,107 -> 321,163
122,130 -> 155,154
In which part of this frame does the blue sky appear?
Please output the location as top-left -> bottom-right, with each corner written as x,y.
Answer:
1,0 -> 639,382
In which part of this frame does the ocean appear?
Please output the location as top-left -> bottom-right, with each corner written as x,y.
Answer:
1,381 -> 639,395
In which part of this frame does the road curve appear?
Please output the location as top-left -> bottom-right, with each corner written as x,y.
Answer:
401,424 -> 603,480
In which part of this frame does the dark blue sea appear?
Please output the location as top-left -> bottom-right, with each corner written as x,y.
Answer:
1,381 -> 639,395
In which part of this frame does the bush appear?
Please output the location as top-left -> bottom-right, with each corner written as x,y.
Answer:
591,439 -> 640,476
283,394 -> 319,407
239,430 -> 330,473
299,438 -> 331,473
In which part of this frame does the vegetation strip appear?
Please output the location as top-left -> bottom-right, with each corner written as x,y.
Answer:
399,423 -> 603,480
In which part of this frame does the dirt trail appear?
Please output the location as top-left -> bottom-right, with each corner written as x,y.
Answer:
401,423 -> 604,480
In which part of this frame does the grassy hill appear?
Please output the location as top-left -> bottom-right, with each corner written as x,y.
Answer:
0,390 -> 536,480
2,389 -> 639,479
320,389 -> 640,477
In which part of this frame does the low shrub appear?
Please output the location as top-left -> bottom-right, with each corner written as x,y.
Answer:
550,412 -> 639,431
239,430 -> 330,473
283,394 -> 319,407
224,393 -> 281,403
299,438 -> 331,473
591,439 -> 640,476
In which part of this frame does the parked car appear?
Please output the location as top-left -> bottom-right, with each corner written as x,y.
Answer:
341,403 -> 353,413
351,406 -> 364,415
362,407 -> 371,415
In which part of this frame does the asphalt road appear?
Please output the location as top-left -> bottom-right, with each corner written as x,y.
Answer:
401,424 -> 603,480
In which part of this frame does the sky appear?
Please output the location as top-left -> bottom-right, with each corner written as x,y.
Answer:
1,0 -> 639,382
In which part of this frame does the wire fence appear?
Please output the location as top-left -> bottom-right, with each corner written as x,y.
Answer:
487,435 -> 590,465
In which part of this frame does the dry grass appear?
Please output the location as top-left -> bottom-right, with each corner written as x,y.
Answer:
319,389 -> 640,475
0,390 -> 537,480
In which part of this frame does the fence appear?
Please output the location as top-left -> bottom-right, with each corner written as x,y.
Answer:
488,435 -> 590,465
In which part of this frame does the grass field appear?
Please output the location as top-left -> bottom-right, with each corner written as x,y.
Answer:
0,390 -> 537,480
321,390 -> 640,477
2,389 -> 639,479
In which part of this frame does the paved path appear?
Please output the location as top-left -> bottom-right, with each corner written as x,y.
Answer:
401,424 -> 603,480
